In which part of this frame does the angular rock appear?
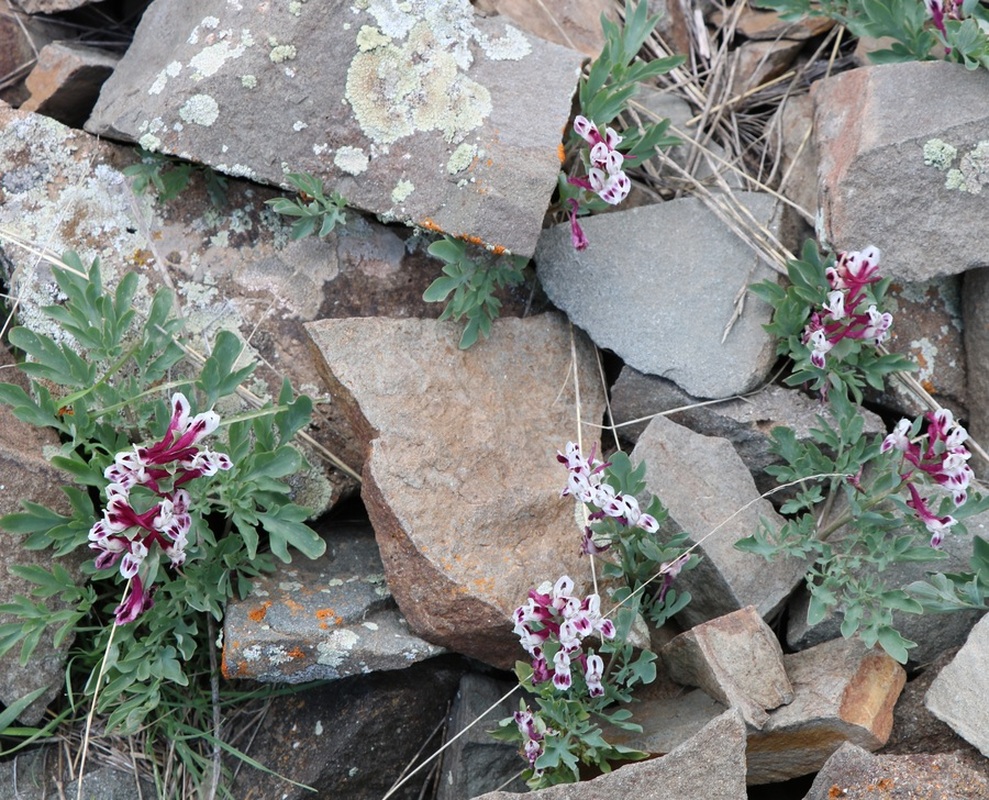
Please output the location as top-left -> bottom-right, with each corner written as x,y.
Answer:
229,657 -> 464,800
813,61 -> 989,281
437,673 -> 527,800
0,0 -> 72,105
475,708 -> 748,800
534,194 -> 781,399
305,314 -> 604,668
963,267 -> 989,475
602,685 -> 728,756
22,41 -> 119,128
222,521 -> 443,682
779,93 -> 818,222
476,0 -> 612,57
661,606 -> 793,729
925,612 -> 989,757
730,39 -> 803,97
712,7 -> 835,40
609,366 -> 885,496
802,742 -> 989,800
0,347 -> 84,725
871,275 -> 967,419
12,0 -> 100,12
86,0 -> 583,257
631,414 -> 807,626
747,637 -> 906,784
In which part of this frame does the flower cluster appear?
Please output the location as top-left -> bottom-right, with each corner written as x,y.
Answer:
882,408 -> 974,547
557,442 -> 659,545
513,706 -> 552,772
803,246 -> 893,369
88,393 -> 232,624
925,0 -> 961,40
566,115 -> 631,250
513,575 -> 615,696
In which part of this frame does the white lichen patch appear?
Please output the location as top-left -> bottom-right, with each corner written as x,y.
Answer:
315,720 -> 324,735
279,580 -> 303,591
313,142 -> 331,155
446,142 -> 476,174
190,39 -> 249,80
356,24 -> 391,51
289,0 -> 303,14
945,141 -> 989,195
362,621 -> 379,631
241,73 -> 258,88
178,94 -> 220,126
474,25 -> 531,60
138,133 -> 162,151
923,138 -> 957,171
149,60 -> 183,95
334,145 -> 370,175
391,179 -> 414,203
316,629 -> 360,667
292,120 -> 308,132
345,21 -> 492,145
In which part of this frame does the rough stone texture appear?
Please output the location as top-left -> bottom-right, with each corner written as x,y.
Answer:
437,673 -> 527,800
802,742 -> 989,800
787,511 -> 983,667
602,684 -> 727,755
609,367 -> 885,496
0,346 -> 85,725
870,275 -> 967,419
963,267 -> 989,476
230,657 -> 464,800
222,521 -> 443,682
12,0 -> 98,12
305,314 -> 604,668
0,0 -> 72,105
475,0 -> 612,57
747,637 -> 906,784
21,42 -> 120,128
713,7 -> 835,40
86,0 -> 583,257
631,414 -> 807,627
661,605 -> 793,729
925,612 -> 989,757
813,61 -> 989,281
730,38 -> 803,96
534,194 -> 781,399
475,708 -> 748,800
779,93 -> 818,222
0,104 -> 535,512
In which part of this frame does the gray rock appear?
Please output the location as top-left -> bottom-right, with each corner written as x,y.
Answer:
475,708 -> 748,800
925,612 -> 989,757
813,61 -> 989,281
779,93 -> 818,222
222,521 -> 443,682
438,673 -> 527,800
802,742 -> 989,800
86,0 -> 583,257
747,637 -> 905,784
661,605 -> 793,729
0,748 -> 156,800
631,414 -> 807,627
609,366 -> 885,496
305,314 -> 605,669
534,194 -> 781,398
229,657 -> 464,800
963,267 -> 989,475
21,42 -> 119,128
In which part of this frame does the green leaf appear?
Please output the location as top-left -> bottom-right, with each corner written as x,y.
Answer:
0,685 -> 50,732
259,509 -> 325,562
877,626 -> 915,664
422,275 -> 461,303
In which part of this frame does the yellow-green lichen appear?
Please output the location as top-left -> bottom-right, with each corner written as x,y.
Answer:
178,94 -> 220,126
289,0 -> 303,15
446,142 -> 476,174
345,21 -> 491,145
944,141 -> 989,195
189,39 -> 249,80
269,43 -> 297,63
391,179 -> 414,203
356,24 -> 390,51
923,138 -> 957,171
241,74 -> 258,89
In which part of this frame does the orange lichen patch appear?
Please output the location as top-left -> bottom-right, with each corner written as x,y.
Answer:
459,233 -> 485,247
151,230 -> 163,241
286,647 -> 305,659
486,158 -> 493,167
827,787 -> 846,799
557,143 -> 565,163
284,598 -> 304,613
490,245 -> 506,256
420,217 -> 444,232
248,600 -> 272,622
315,608 -> 344,627
130,248 -> 153,268
922,379 -> 937,394
221,649 -> 248,679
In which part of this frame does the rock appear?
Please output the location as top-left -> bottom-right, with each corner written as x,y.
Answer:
222,520 -> 444,682
0,346 -> 85,725
609,366 -> 885,496
0,0 -> 72,105
0,104 -> 500,512
813,61 -> 989,281
962,267 -> 989,476
229,656 -> 465,800
631,414 -> 807,626
925,612 -> 989,757
661,606 -> 793,729
12,0 -> 100,12
86,0 -> 584,257
870,275 -> 967,419
305,314 -> 604,668
534,194 -> 781,399
779,93 -> 818,222
475,0 -> 612,57
802,742 -> 989,800
437,673 -> 528,799
21,41 -> 120,128
730,39 -> 804,96
787,512 -> 982,667
475,708 -> 748,800
747,637 -> 906,784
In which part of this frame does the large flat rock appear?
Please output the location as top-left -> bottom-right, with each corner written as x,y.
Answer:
305,314 -> 605,668
86,0 -> 583,257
